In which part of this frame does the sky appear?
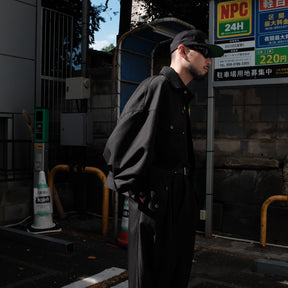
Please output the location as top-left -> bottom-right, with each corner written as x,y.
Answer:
90,0 -> 120,50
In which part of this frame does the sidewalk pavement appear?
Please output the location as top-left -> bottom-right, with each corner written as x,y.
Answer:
1,213 -> 288,288
190,234 -> 288,288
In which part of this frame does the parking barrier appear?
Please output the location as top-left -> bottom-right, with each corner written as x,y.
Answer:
260,194 -> 288,247
48,164 -> 109,236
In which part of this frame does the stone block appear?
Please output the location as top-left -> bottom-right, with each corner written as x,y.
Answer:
5,186 -> 31,204
0,206 -> 5,224
3,202 -> 31,225
214,169 -> 257,203
215,156 -> 279,169
254,170 -> 282,201
0,183 -> 7,205
276,140 -> 288,159
266,206 -> 288,245
214,139 -> 241,153
215,122 -> 245,138
216,105 -> 244,122
193,139 -> 206,153
190,106 -> 206,122
247,140 -> 276,157
220,203 -> 260,240
254,259 -> 288,277
276,123 -> 288,137
246,122 -> 277,139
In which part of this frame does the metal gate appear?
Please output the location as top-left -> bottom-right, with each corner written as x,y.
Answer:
40,8 -> 74,165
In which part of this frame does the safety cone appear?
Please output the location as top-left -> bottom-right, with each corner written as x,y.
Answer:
117,196 -> 129,246
28,171 -> 61,234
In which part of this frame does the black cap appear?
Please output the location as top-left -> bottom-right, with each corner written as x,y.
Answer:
170,29 -> 224,58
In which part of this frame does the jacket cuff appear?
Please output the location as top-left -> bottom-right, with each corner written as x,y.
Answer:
104,171 -> 117,191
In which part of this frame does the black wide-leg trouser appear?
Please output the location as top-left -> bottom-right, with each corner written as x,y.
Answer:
128,175 -> 198,288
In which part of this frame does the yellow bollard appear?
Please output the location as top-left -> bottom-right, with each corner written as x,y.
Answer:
48,165 -> 109,236
260,195 -> 288,247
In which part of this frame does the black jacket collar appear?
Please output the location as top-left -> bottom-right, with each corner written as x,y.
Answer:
159,66 -> 194,103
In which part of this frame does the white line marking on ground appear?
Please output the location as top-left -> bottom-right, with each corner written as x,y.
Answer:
61,267 -> 126,288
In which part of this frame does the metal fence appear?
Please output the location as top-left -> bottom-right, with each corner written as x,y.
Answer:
0,8 -> 74,181
40,8 -> 74,165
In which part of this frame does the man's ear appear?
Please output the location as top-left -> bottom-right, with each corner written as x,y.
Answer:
178,45 -> 186,57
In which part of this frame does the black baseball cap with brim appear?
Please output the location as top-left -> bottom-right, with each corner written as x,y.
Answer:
170,29 -> 224,58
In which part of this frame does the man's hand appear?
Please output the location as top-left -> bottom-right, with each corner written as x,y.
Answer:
138,192 -> 146,203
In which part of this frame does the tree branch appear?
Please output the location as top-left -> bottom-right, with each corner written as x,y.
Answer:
103,0 -> 109,11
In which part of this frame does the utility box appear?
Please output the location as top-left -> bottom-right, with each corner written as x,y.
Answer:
65,77 -> 91,99
60,113 -> 87,146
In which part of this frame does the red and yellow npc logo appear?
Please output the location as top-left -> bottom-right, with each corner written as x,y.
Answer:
217,0 -> 252,38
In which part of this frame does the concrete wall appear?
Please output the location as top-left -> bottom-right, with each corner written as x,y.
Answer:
190,83 -> 288,244
0,0 -> 36,113
0,0 -> 37,225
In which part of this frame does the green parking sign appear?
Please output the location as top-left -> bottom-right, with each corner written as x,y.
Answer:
255,47 -> 288,65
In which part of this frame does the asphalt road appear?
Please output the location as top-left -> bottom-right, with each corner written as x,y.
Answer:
1,213 -> 288,288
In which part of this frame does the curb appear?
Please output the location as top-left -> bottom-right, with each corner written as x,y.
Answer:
62,268 -> 128,288
254,259 -> 288,277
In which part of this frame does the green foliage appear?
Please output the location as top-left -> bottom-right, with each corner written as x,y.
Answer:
42,0 -> 106,44
101,43 -> 116,52
141,0 -> 209,32
42,0 -> 106,68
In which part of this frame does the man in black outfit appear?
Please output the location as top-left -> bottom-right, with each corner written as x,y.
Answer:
103,29 -> 224,288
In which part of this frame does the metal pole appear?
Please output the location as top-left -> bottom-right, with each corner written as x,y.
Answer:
34,0 -> 43,188
82,0 -> 89,78
113,39 -> 124,238
205,1 -> 216,238
35,0 -> 42,108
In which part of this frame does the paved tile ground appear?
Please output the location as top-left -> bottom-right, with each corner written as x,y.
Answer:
1,213 -> 288,288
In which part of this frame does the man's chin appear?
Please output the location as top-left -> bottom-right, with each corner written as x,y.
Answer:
194,73 -> 206,80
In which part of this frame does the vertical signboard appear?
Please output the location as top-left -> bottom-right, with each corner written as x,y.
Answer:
217,0 -> 252,38
214,0 -> 288,81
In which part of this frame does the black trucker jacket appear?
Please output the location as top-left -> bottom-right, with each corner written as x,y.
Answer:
103,66 -> 195,196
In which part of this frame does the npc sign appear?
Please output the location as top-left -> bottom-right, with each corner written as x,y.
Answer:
217,0 -> 252,38
214,0 -> 288,81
